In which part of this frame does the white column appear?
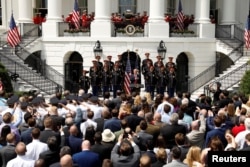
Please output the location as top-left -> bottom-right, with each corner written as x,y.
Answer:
220,0 -> 236,24
91,0 -> 112,37
148,0 -> 165,22
18,0 -> 33,23
47,0 -> 62,21
194,0 -> 210,24
147,0 -> 169,37
191,0 -> 215,38
43,0 -> 62,37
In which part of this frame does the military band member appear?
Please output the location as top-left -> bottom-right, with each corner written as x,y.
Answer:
95,55 -> 103,71
101,65 -> 112,97
107,55 -> 114,72
116,54 -> 125,73
167,67 -> 177,98
142,60 -> 152,78
145,66 -> 157,99
156,66 -> 168,96
112,64 -> 123,98
89,60 -> 101,96
142,52 -> 153,74
165,56 -> 176,73
79,70 -> 90,94
154,55 -> 163,68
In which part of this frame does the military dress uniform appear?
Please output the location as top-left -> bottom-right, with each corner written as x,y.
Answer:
167,68 -> 177,98
89,66 -> 101,96
101,67 -> 112,97
156,67 -> 168,96
112,66 -> 123,98
145,67 -> 157,99
79,71 -> 90,94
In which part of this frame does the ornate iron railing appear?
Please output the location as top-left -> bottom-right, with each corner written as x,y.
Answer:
188,24 -> 245,93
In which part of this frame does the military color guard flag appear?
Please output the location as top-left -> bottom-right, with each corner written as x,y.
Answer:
7,13 -> 21,48
245,15 -> 250,49
72,0 -> 80,29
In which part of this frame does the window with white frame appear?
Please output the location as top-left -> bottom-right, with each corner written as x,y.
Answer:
119,0 -> 137,14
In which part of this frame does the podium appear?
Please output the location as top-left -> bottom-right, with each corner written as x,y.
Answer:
130,84 -> 144,88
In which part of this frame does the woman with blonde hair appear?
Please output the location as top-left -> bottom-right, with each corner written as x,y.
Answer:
152,148 -> 167,167
183,146 -> 203,167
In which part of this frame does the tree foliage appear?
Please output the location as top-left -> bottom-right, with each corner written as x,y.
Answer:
239,70 -> 250,95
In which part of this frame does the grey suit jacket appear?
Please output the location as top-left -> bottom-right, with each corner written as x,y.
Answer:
186,115 -> 206,149
111,143 -> 140,167
163,159 -> 188,167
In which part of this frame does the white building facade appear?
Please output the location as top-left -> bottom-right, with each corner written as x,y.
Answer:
0,0 -> 249,94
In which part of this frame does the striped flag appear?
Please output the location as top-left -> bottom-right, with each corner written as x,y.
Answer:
245,15 -> 250,49
124,55 -> 132,95
7,13 -> 21,48
176,0 -> 184,31
72,0 -> 80,29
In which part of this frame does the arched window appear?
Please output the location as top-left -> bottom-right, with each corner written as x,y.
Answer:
119,0 -> 137,14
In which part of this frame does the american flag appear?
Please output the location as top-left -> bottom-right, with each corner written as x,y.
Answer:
176,0 -> 184,31
7,13 -> 21,48
72,0 -> 80,29
245,15 -> 250,49
124,56 -> 132,95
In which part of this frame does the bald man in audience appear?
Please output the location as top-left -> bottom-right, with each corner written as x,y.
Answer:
67,125 -> 82,154
186,111 -> 206,149
60,154 -> 73,167
6,142 -> 35,167
140,154 -> 151,167
72,140 -> 101,167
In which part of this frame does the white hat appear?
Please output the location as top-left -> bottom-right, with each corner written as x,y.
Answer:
102,129 -> 115,142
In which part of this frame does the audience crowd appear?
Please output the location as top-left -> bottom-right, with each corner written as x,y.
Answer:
0,86 -> 249,167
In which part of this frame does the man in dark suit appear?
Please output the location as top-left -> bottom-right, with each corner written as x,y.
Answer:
90,132 -> 110,162
103,109 -> 121,132
39,136 -> 60,167
125,105 -> 144,132
94,109 -> 110,133
134,120 -> 153,151
66,125 -> 82,155
130,68 -> 141,94
160,113 -> 186,149
72,140 -> 101,167
39,117 -> 61,147
205,115 -> 227,148
163,146 -> 188,167
0,133 -> 16,167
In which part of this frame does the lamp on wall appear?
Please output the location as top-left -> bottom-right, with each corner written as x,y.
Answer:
157,40 -> 167,60
93,40 -> 103,58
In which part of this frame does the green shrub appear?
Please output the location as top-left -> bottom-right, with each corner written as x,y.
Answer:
239,70 -> 250,95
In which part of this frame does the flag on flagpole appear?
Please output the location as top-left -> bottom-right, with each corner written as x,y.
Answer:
244,15 -> 250,50
7,13 -> 21,48
176,0 -> 184,31
124,55 -> 132,95
72,0 -> 80,29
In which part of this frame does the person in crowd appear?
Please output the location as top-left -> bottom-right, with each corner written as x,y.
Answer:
6,142 -> 35,167
39,136 -> 60,167
80,110 -> 97,139
174,133 -> 190,162
163,146 -> 188,167
0,125 -> 11,147
186,110 -> 206,149
79,70 -> 90,94
103,109 -> 121,132
72,140 -> 101,167
26,128 -> 49,160
111,133 -> 140,167
139,154 -> 151,167
152,148 -> 167,167
183,146 -> 203,167
235,117 -> 250,150
0,133 -> 17,167
67,125 -> 83,154
21,117 -> 36,145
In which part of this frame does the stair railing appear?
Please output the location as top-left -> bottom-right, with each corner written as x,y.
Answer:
0,53 -> 61,94
188,24 -> 245,93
